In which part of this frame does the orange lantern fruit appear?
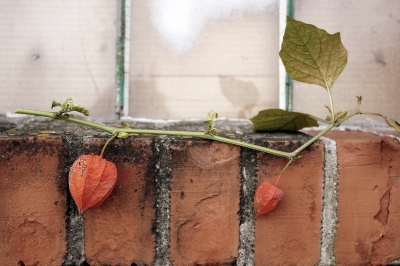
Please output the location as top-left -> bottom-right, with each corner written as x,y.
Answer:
254,181 -> 283,217
69,155 -> 117,213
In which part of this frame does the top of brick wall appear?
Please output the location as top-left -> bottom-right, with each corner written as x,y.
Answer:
2,114 -> 397,138
0,115 -> 317,141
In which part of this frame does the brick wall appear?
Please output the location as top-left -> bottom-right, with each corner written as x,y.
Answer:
1,118 -> 400,265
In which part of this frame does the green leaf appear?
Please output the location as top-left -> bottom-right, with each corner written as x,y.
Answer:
51,101 -> 62,109
206,110 -> 218,121
52,98 -> 90,116
121,122 -> 130,129
334,110 -> 348,121
250,109 -> 319,131
69,103 -> 90,116
204,120 -> 215,128
210,128 -> 219,136
117,132 -> 129,138
61,97 -> 74,110
279,16 -> 348,89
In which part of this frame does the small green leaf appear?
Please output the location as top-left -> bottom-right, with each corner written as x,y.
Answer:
61,97 -> 74,110
117,132 -> 129,139
51,101 -> 62,109
204,123 -> 219,136
204,120 -> 215,128
334,110 -> 348,121
206,110 -> 218,121
210,128 -> 219,136
324,107 -> 347,123
52,98 -> 90,116
279,16 -> 348,89
325,115 -> 332,121
384,117 -> 400,133
250,109 -> 319,131
333,110 -> 348,127
69,104 -> 89,116
121,122 -> 130,129
324,105 -> 332,114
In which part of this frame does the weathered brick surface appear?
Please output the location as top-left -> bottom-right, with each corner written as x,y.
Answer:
2,121 -> 400,265
254,140 -> 324,265
0,136 -> 67,265
169,140 -> 241,265
325,131 -> 400,265
83,137 -> 155,266
374,136 -> 400,264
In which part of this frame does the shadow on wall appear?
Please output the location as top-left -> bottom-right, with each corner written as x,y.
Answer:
219,75 -> 259,119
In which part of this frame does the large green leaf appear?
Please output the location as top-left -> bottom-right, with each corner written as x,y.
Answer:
279,16 -> 348,90
250,109 -> 319,131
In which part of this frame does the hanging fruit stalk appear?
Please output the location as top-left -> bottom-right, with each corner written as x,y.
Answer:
254,159 -> 293,217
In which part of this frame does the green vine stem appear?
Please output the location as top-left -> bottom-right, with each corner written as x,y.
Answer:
288,94 -> 383,158
15,108 -> 292,159
287,84 -> 336,158
15,92 -> 390,164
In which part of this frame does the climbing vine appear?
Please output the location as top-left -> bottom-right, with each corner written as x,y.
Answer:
16,17 -> 400,215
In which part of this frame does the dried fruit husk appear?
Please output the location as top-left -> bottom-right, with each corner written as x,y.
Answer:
254,181 -> 284,217
69,155 -> 117,213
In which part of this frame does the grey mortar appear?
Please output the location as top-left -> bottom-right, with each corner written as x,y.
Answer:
389,258 -> 400,265
236,135 -> 258,266
153,136 -> 173,266
62,133 -> 87,266
318,137 -> 339,266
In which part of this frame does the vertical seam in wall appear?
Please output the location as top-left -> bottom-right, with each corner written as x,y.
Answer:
153,136 -> 172,266
62,134 -> 86,266
318,136 -> 339,265
116,0 -> 125,117
278,0 -> 287,110
123,0 -> 131,117
237,136 -> 258,266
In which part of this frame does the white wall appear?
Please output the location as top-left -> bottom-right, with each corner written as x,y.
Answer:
129,0 -> 279,119
1,0 -> 399,122
0,1 -> 117,118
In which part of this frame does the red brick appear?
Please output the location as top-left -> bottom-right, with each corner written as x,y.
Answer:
254,140 -> 324,265
83,138 -> 155,266
325,131 -> 400,265
0,136 -> 67,265
170,140 -> 241,265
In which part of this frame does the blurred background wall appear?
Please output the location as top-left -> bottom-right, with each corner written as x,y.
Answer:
1,0 -> 399,122
0,1 -> 117,119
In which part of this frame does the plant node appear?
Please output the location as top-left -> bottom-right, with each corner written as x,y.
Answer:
356,96 -> 362,111
204,110 -> 219,136
52,97 -> 89,117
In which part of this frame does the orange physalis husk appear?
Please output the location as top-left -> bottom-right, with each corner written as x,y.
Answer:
254,181 -> 284,217
69,155 -> 117,213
